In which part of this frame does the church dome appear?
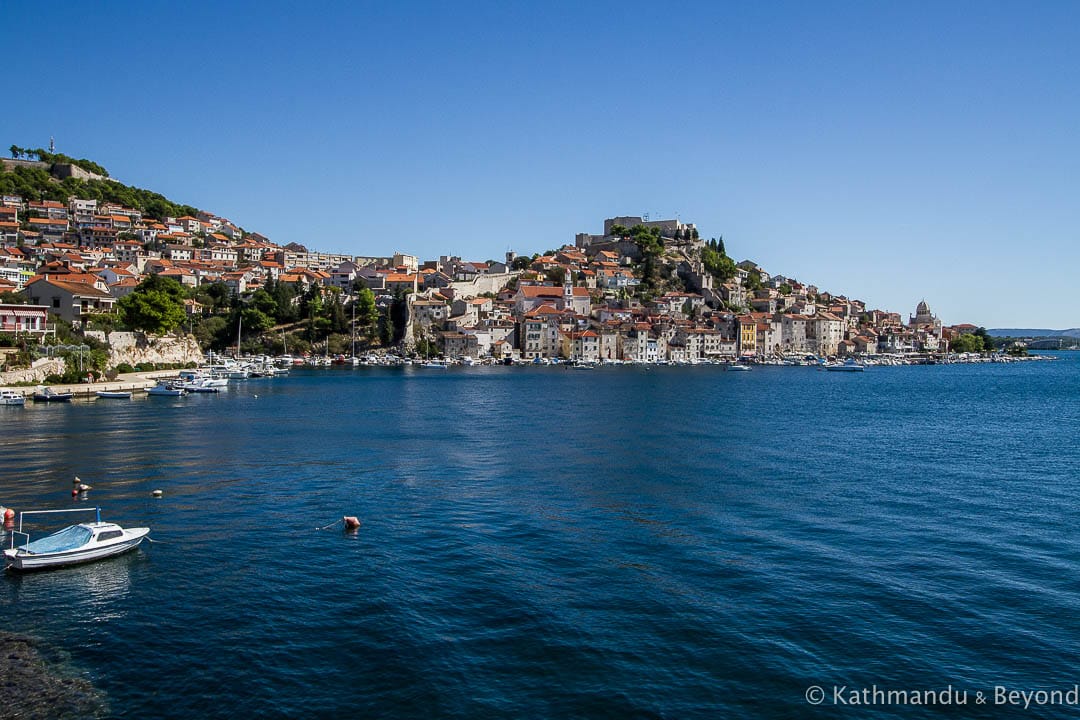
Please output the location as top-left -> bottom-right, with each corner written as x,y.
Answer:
916,300 -> 930,314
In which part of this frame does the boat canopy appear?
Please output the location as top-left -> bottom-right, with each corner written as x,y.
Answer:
19,525 -> 93,554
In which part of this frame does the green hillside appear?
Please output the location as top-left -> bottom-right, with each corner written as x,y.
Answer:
0,155 -> 198,221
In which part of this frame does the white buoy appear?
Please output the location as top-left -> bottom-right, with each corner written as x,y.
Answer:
151,489 -> 163,497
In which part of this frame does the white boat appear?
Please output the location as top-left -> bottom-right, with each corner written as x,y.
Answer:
825,359 -> 865,372
0,390 -> 25,406
422,361 -> 448,368
726,363 -> 752,372
4,508 -> 149,571
147,382 -> 186,396
95,390 -> 132,399
180,381 -> 219,393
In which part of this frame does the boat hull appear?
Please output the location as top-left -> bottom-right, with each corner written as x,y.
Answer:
4,528 -> 149,571
32,393 -> 73,402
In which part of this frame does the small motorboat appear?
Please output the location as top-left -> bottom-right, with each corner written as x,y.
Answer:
825,359 -> 866,372
32,387 -> 74,402
4,508 -> 149,571
96,390 -> 132,399
0,390 -> 26,406
147,382 -> 186,397
180,381 -> 219,393
726,363 -> 752,372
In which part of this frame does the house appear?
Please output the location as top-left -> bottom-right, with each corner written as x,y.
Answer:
513,283 -> 591,316
519,304 -> 564,359
737,315 -> 757,356
852,335 -> 878,355
560,329 -> 600,362
780,314 -> 810,354
0,303 -> 52,338
808,312 -> 845,357
164,245 -> 194,262
0,220 -> 19,247
24,276 -> 116,324
108,277 -> 141,299
28,200 -> 68,220
654,292 -> 705,317
112,240 -> 144,265
330,261 -> 360,290
385,273 -> 418,295
27,217 -> 69,241
439,330 -> 479,358
413,299 -> 450,329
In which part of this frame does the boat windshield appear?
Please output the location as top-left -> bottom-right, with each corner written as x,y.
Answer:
20,525 -> 93,554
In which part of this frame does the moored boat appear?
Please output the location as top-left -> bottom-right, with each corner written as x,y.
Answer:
4,507 -> 149,571
825,359 -> 866,372
95,390 -> 132,399
0,389 -> 25,406
32,387 -> 74,402
147,382 -> 186,396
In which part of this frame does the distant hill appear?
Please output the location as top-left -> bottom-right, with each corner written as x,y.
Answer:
988,328 -> 1080,338
1,149 -> 199,221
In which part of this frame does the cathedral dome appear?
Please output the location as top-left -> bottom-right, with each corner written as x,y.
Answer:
916,300 -> 930,314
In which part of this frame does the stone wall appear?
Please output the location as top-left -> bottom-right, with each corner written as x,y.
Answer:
81,331 -> 202,368
0,358 -> 66,385
51,163 -> 109,182
446,272 -> 519,299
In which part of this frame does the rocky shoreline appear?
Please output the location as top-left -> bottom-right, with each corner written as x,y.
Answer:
0,632 -> 107,719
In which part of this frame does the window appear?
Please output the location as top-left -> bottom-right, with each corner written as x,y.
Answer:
96,530 -> 123,541
52,297 -> 60,308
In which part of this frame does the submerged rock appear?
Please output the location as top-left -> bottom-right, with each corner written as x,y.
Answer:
0,632 -> 108,719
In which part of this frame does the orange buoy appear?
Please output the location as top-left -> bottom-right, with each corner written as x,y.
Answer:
343,516 -> 361,531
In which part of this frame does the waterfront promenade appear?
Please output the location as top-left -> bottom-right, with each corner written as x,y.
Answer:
0,369 -> 179,399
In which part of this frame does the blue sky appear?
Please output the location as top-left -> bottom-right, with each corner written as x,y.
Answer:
6,1 -> 1079,327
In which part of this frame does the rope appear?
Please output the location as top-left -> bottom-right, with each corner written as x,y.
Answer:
316,518 -> 343,531
146,537 -> 168,544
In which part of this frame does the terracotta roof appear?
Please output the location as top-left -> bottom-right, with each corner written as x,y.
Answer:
29,277 -> 112,298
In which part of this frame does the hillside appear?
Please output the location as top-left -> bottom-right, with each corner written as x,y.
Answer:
0,154 -> 198,222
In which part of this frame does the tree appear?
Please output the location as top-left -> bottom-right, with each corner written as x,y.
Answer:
701,244 -> 736,282
743,269 -> 763,292
608,224 -> 629,238
117,275 -> 187,333
388,290 -> 409,345
248,289 -> 278,318
240,307 -> 274,334
352,286 -> 378,339
950,333 -> 983,353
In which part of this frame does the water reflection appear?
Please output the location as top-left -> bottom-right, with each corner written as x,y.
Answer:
6,552 -> 137,624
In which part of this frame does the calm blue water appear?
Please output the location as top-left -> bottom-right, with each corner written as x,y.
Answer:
1,355 -> 1079,718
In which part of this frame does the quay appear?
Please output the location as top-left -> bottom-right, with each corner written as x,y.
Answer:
0,370 -> 179,399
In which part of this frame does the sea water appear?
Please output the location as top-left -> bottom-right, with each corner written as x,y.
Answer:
1,355 -> 1078,718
